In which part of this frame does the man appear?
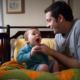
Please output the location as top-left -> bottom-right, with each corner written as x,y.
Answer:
37,1 -> 80,69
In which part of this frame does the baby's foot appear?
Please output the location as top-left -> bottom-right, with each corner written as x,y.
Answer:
53,71 -> 61,74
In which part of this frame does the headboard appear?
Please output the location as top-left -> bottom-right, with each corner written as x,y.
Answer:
0,25 -> 55,65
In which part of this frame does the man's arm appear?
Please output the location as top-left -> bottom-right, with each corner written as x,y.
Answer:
51,49 -> 80,68
37,44 -> 80,69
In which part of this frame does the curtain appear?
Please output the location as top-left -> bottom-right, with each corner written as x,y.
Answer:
0,0 -> 3,30
0,0 -> 3,44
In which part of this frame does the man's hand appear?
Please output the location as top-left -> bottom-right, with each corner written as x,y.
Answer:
37,44 -> 53,55
37,44 -> 80,68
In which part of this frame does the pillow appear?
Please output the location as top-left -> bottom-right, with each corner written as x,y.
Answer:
41,39 -> 55,49
13,39 -> 55,60
14,39 -> 27,60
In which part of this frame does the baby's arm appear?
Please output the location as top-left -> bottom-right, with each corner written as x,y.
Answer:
16,46 -> 31,64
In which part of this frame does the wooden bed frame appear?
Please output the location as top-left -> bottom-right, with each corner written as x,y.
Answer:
0,25 -> 55,65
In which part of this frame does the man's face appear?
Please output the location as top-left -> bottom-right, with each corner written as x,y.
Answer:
45,11 -> 60,34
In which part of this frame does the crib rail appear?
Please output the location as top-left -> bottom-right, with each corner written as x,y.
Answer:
0,26 -> 10,65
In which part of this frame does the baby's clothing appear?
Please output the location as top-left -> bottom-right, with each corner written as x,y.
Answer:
16,45 -> 52,69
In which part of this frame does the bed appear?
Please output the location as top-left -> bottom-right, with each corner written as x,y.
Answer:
0,25 -> 80,80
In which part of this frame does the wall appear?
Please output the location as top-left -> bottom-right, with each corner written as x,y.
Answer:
69,0 -> 80,19
2,0 -> 80,36
2,0 -> 52,36
3,0 -> 52,26
3,0 -> 80,26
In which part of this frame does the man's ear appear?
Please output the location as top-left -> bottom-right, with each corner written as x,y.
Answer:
25,38 -> 29,44
58,14 -> 64,22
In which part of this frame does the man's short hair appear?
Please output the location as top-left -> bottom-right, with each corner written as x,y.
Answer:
44,1 -> 73,21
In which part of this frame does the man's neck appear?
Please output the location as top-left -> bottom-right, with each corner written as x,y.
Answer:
63,20 -> 73,35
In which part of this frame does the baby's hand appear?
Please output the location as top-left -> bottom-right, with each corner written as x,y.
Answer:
30,45 -> 39,57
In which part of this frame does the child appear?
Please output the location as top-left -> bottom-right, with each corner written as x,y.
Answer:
16,28 -> 60,73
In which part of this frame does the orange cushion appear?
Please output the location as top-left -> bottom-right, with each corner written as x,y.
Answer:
0,43 -> 4,60
0,43 -> 1,60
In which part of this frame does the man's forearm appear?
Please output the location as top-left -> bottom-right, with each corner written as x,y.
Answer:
50,49 -> 80,68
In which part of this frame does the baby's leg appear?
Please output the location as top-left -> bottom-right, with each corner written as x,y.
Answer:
39,64 -> 50,72
52,60 -> 60,74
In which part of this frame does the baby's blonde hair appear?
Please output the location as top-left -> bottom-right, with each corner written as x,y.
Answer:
24,27 -> 39,39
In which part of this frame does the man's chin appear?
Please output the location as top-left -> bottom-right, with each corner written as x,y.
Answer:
52,30 -> 56,34
52,29 -> 55,33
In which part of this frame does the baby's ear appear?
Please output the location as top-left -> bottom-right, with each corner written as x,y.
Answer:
25,38 -> 29,44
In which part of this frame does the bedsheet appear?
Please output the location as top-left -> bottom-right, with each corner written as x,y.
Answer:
0,60 -> 80,80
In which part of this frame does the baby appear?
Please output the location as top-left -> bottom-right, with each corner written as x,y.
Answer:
16,27 -> 60,73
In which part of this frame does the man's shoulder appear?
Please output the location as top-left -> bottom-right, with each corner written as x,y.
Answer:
73,19 -> 80,30
75,18 -> 80,21
74,19 -> 80,25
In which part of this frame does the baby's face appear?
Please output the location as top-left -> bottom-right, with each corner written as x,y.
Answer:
27,29 -> 41,47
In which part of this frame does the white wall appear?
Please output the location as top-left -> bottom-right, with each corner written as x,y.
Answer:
69,0 -> 80,19
2,0 -> 80,26
3,0 -> 52,26
2,0 -> 52,36
2,0 -> 80,36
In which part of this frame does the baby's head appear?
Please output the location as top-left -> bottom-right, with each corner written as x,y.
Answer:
24,28 -> 41,47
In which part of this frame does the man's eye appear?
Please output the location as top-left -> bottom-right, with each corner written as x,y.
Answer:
47,20 -> 51,22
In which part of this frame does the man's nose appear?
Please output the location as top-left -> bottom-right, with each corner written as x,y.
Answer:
47,24 -> 50,27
